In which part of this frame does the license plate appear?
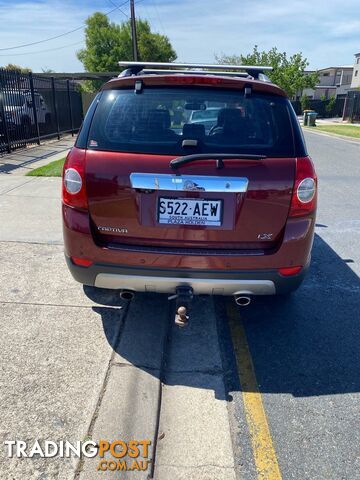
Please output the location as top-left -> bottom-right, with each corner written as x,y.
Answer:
158,197 -> 222,226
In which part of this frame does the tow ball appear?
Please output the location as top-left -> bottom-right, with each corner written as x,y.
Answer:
168,286 -> 194,327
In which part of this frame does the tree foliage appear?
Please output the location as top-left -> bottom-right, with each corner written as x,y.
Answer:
326,95 -> 336,114
1,63 -> 32,73
300,93 -> 311,112
216,46 -> 318,98
77,13 -> 176,73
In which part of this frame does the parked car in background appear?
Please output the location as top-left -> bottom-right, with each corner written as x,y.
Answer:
189,107 -> 221,133
2,90 -> 52,136
62,62 -> 317,308
0,112 -> 4,136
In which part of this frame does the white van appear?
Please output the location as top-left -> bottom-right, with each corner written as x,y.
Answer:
3,90 -> 51,135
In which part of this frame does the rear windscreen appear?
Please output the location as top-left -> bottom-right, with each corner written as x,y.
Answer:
87,87 -> 295,156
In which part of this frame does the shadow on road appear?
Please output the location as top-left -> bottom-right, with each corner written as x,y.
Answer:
84,233 -> 360,398
232,234 -> 360,396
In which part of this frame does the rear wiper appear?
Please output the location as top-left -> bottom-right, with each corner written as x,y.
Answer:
170,153 -> 267,169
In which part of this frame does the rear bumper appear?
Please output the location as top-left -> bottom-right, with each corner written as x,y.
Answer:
63,203 -> 314,296
65,256 -> 308,295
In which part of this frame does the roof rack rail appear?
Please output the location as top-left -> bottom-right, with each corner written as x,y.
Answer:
118,61 -> 273,80
143,69 -> 250,78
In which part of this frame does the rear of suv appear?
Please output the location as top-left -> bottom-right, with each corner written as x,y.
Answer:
62,62 -> 317,300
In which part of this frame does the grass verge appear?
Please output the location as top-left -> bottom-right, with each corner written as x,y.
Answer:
26,157 -> 65,177
305,125 -> 360,139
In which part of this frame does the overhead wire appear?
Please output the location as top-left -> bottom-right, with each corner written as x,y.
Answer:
152,0 -> 168,37
106,0 -> 129,18
0,40 -> 85,57
0,0 -> 146,59
0,0 -> 130,51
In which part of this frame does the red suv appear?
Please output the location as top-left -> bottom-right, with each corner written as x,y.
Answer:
62,62 -> 317,306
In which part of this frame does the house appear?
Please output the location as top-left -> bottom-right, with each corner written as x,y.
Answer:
301,66 -> 353,100
350,53 -> 360,89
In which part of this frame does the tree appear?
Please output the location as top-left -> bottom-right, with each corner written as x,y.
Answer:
1,63 -> 32,73
326,95 -> 336,116
300,93 -> 311,112
77,13 -> 176,90
216,46 -> 318,98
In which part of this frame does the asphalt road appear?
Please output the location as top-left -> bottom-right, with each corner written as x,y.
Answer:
222,130 -> 360,479
0,130 -> 359,479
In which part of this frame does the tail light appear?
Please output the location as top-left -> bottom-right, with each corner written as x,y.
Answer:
278,266 -> 302,276
71,256 -> 93,267
289,156 -> 317,217
62,148 -> 87,210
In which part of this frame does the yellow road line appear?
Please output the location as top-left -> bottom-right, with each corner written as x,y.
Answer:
227,301 -> 282,480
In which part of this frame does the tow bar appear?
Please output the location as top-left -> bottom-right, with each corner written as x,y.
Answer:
168,286 -> 194,327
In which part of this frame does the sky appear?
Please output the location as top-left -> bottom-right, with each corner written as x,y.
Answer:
0,0 -> 359,72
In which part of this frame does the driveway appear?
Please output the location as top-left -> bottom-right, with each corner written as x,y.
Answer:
0,131 -> 359,479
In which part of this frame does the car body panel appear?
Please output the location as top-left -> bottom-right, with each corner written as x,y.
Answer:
85,150 -> 295,249
103,74 -> 287,97
63,204 -> 314,271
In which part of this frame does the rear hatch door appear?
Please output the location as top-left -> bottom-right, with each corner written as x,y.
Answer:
85,85 -> 296,250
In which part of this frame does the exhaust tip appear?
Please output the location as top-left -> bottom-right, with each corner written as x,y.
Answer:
119,290 -> 135,301
234,295 -> 251,307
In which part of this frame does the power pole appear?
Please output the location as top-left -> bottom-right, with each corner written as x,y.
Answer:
130,0 -> 139,61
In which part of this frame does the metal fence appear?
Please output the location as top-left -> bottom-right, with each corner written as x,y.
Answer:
0,69 -> 83,153
291,98 -> 346,118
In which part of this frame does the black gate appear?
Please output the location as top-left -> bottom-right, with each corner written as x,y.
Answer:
343,91 -> 360,123
0,69 -> 83,153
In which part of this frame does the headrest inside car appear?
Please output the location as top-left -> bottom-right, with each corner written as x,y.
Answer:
148,109 -> 171,130
182,123 -> 205,140
217,108 -> 243,126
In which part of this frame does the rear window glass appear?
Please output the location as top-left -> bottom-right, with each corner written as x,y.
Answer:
87,87 -> 295,156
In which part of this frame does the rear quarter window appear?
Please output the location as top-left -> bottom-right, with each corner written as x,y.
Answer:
87,87 -> 296,157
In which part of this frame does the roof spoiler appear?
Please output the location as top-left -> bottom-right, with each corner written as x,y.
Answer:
117,61 -> 273,80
